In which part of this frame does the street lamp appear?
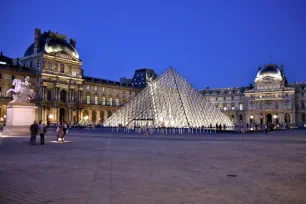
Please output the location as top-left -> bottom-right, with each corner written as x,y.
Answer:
48,114 -> 54,119
273,114 -> 278,119
250,115 -> 254,119
84,115 -> 89,120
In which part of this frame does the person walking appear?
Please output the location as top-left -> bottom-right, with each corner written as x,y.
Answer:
264,124 -> 268,135
29,121 -> 38,146
38,121 -> 46,145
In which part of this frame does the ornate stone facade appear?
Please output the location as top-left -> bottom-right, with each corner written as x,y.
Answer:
202,64 -> 306,127
0,29 -> 140,125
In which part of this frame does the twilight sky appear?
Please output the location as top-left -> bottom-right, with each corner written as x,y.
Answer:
1,0 -> 306,89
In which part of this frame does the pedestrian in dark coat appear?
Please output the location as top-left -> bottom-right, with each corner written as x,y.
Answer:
29,121 -> 38,146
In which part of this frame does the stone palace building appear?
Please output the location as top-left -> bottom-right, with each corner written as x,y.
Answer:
1,28 -> 305,128
202,64 -> 306,127
0,29 -> 149,125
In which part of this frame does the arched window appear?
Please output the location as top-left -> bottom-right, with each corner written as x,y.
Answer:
107,111 -> 112,118
83,110 -> 89,117
47,90 -> 52,100
86,95 -> 91,104
285,113 -> 291,123
60,90 -> 66,102
60,64 -> 65,73
239,114 -> 243,122
100,111 -> 105,122
94,96 -> 98,105
92,110 -> 97,122
102,97 -> 106,105
115,98 -> 120,106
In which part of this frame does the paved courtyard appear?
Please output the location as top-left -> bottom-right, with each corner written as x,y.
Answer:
1,129 -> 306,204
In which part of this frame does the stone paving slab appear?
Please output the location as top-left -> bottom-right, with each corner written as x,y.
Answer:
0,130 -> 306,203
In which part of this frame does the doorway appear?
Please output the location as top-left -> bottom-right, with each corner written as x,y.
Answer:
266,114 -> 272,123
60,108 -> 65,122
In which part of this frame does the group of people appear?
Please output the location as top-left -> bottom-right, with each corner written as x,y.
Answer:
29,120 -> 70,145
29,120 -> 47,145
56,121 -> 69,142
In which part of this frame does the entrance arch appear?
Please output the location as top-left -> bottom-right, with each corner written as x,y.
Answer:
285,113 -> 291,123
266,114 -> 272,123
59,108 -> 65,122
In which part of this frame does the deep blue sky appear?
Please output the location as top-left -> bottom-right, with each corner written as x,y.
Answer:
1,0 -> 306,89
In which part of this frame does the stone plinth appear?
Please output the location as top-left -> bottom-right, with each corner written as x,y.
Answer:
2,103 -> 37,136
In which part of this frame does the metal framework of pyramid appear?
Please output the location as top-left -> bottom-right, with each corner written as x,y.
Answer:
104,67 -> 233,128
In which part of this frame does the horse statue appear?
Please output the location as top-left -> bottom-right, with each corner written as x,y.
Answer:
6,76 -> 36,103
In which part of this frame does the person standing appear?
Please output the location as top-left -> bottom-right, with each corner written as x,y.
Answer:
29,121 -> 38,146
38,121 -> 46,145
264,124 -> 268,135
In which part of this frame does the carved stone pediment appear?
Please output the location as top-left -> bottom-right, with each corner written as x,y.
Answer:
48,50 -> 78,61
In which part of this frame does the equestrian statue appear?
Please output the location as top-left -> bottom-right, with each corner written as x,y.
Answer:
6,76 -> 36,103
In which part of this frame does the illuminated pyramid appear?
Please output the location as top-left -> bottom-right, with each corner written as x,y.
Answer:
104,67 -> 233,128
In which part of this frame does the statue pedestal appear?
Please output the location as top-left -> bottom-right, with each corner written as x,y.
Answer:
3,103 -> 37,136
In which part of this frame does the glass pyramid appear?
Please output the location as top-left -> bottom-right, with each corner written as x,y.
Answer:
104,67 -> 233,128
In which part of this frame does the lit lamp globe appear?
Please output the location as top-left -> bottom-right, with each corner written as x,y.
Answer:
48,114 -> 54,119
273,115 -> 278,119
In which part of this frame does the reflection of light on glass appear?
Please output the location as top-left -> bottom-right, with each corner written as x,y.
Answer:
48,114 -> 54,119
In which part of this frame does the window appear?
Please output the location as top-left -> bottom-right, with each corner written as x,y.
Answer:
54,63 -> 58,71
216,97 -> 218,101
86,95 -> 91,104
11,75 -> 15,80
0,87 -> 2,97
223,97 -> 226,100
108,98 -> 113,106
30,61 -> 33,68
239,103 -> 243,110
47,90 -> 51,100
231,96 -> 234,100
60,64 -> 64,73
0,73 -> 2,79
115,98 -> 120,106
102,97 -> 106,105
47,63 -> 52,71
94,96 -> 98,105
37,60 -> 40,70
239,114 -> 243,122
60,90 -> 66,102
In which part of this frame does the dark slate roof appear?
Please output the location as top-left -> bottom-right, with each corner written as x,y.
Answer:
83,76 -> 137,88
0,53 -> 13,65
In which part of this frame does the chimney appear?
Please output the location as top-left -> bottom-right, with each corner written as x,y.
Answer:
70,38 -> 76,48
34,28 -> 41,54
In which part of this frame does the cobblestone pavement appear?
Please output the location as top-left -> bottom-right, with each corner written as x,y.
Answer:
0,129 -> 306,204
